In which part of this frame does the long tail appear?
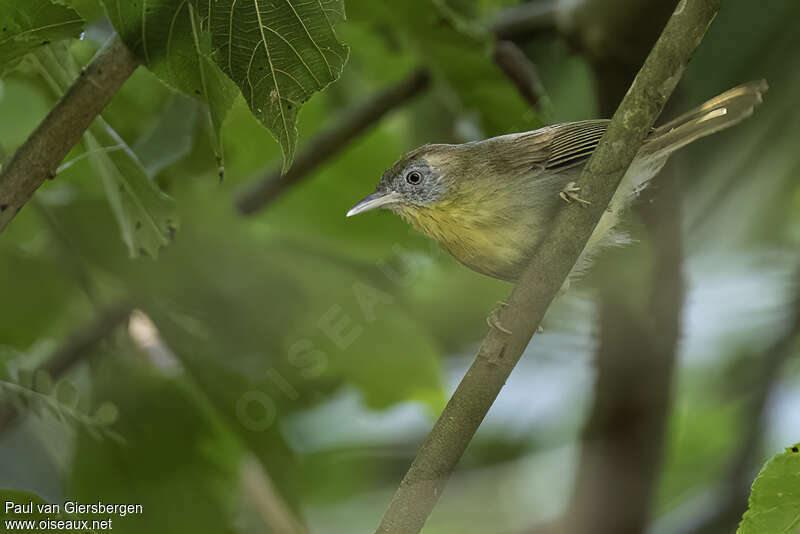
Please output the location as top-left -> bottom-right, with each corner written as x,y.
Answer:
641,80 -> 768,157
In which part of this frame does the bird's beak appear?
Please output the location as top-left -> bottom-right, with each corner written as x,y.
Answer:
346,191 -> 400,217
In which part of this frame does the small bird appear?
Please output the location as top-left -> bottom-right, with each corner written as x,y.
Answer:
347,81 -> 768,282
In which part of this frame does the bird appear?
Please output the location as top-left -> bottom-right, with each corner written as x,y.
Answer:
347,81 -> 768,283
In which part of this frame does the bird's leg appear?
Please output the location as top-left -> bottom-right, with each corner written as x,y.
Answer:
559,182 -> 591,206
487,301 -> 544,334
487,306 -> 512,335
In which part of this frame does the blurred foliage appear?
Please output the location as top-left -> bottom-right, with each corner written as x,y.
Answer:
0,0 -> 799,533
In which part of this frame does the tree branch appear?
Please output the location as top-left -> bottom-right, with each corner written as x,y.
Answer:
0,302 -> 133,433
492,40 -> 547,111
373,1 -> 721,532
561,164 -> 685,534
0,35 -> 138,232
235,69 -> 432,215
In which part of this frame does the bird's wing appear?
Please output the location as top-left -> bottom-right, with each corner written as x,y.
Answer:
543,120 -> 610,170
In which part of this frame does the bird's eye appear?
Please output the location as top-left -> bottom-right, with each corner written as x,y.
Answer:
406,171 -> 422,185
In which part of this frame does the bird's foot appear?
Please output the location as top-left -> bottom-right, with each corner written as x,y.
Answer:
487,306 -> 512,335
559,182 -> 591,206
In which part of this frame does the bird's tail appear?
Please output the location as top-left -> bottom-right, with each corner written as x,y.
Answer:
641,80 -> 768,158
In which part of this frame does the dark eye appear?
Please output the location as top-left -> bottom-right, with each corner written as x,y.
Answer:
406,171 -> 422,185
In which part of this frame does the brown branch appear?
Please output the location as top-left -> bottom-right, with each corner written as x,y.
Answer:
560,162 -> 685,534
554,2 -> 683,533
493,40 -> 547,110
373,1 -> 720,533
0,35 -> 138,232
235,69 -> 432,215
0,302 -> 133,433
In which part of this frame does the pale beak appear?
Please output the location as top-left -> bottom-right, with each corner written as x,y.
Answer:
346,191 -> 401,217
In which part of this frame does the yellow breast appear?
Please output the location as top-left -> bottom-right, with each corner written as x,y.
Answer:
395,199 -> 533,281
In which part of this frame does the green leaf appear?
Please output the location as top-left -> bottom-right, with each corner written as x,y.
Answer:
0,0 -> 84,76
84,120 -> 178,258
92,401 -> 119,425
101,0 -> 238,165
132,93 -> 200,177
737,442 -> 800,534
209,0 -> 349,170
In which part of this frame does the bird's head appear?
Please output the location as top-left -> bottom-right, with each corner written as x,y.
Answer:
346,144 -> 461,218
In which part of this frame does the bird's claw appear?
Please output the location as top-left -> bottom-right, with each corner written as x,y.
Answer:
487,307 -> 512,335
560,182 -> 591,206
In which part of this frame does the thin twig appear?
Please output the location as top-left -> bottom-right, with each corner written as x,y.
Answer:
0,303 -> 133,433
235,69 -> 432,215
240,453 -> 309,534
493,40 -> 548,112
0,35 -> 138,232
373,1 -> 721,533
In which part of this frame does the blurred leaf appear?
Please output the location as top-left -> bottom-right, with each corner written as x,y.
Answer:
55,379 -> 78,407
0,244 -> 87,348
92,401 -> 118,425
33,369 -> 53,394
70,359 -> 244,534
101,0 -> 238,164
0,0 -> 83,76
347,0 -> 541,137
737,442 -> 800,534
132,93 -> 199,177
85,120 -> 177,258
209,0 -> 349,170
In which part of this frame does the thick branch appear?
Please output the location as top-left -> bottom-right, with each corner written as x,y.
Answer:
235,69 -> 431,215
373,1 -> 720,533
0,35 -> 138,232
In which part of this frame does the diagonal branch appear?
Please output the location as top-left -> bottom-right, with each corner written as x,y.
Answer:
0,302 -> 134,433
493,40 -> 548,112
373,1 -> 721,533
0,35 -> 138,232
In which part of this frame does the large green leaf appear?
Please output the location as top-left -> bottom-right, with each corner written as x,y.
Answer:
209,0 -> 349,170
83,120 -> 177,258
101,0 -> 238,165
737,442 -> 800,534
0,0 -> 83,76
32,43 -> 178,258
